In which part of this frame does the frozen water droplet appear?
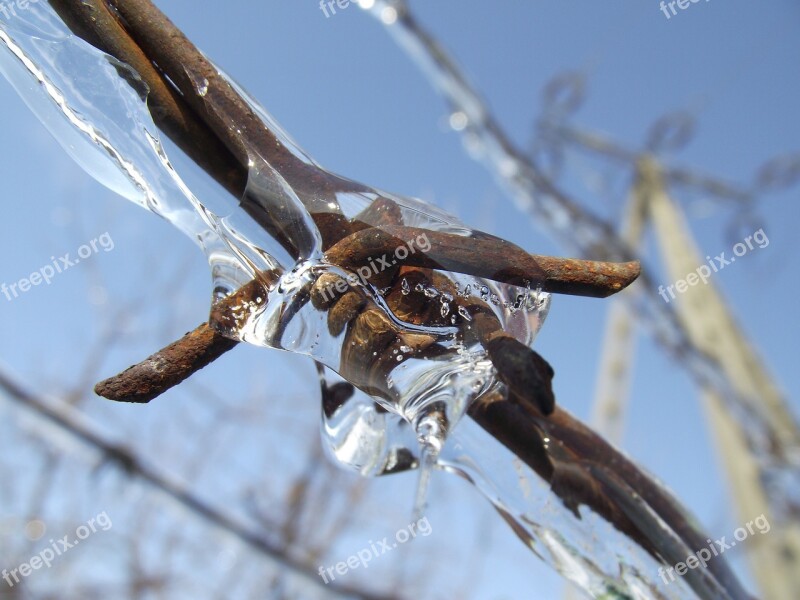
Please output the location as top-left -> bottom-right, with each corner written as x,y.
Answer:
185,67 -> 210,98
449,111 -> 469,131
424,286 -> 439,298
400,345 -> 412,353
401,277 -> 410,295
380,6 -> 398,24
457,306 -> 472,321
440,302 -> 450,317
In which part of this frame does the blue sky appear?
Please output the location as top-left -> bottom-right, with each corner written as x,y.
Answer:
1,1 -> 798,598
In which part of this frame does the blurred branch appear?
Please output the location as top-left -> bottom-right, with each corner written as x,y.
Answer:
550,123 -> 753,204
0,368 -> 393,600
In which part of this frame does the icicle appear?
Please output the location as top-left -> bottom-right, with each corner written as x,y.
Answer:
412,409 -> 446,520
412,443 -> 436,521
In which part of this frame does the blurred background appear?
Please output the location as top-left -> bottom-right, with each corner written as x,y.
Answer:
0,1 -> 798,598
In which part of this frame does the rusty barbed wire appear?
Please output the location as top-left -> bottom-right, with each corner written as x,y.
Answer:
52,0 -> 641,406
37,2 -> 755,597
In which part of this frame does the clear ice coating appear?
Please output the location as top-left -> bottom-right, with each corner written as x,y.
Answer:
0,5 -> 754,599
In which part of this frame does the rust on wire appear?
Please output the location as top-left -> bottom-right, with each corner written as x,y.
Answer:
95,274 -> 278,404
94,324 -> 237,404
